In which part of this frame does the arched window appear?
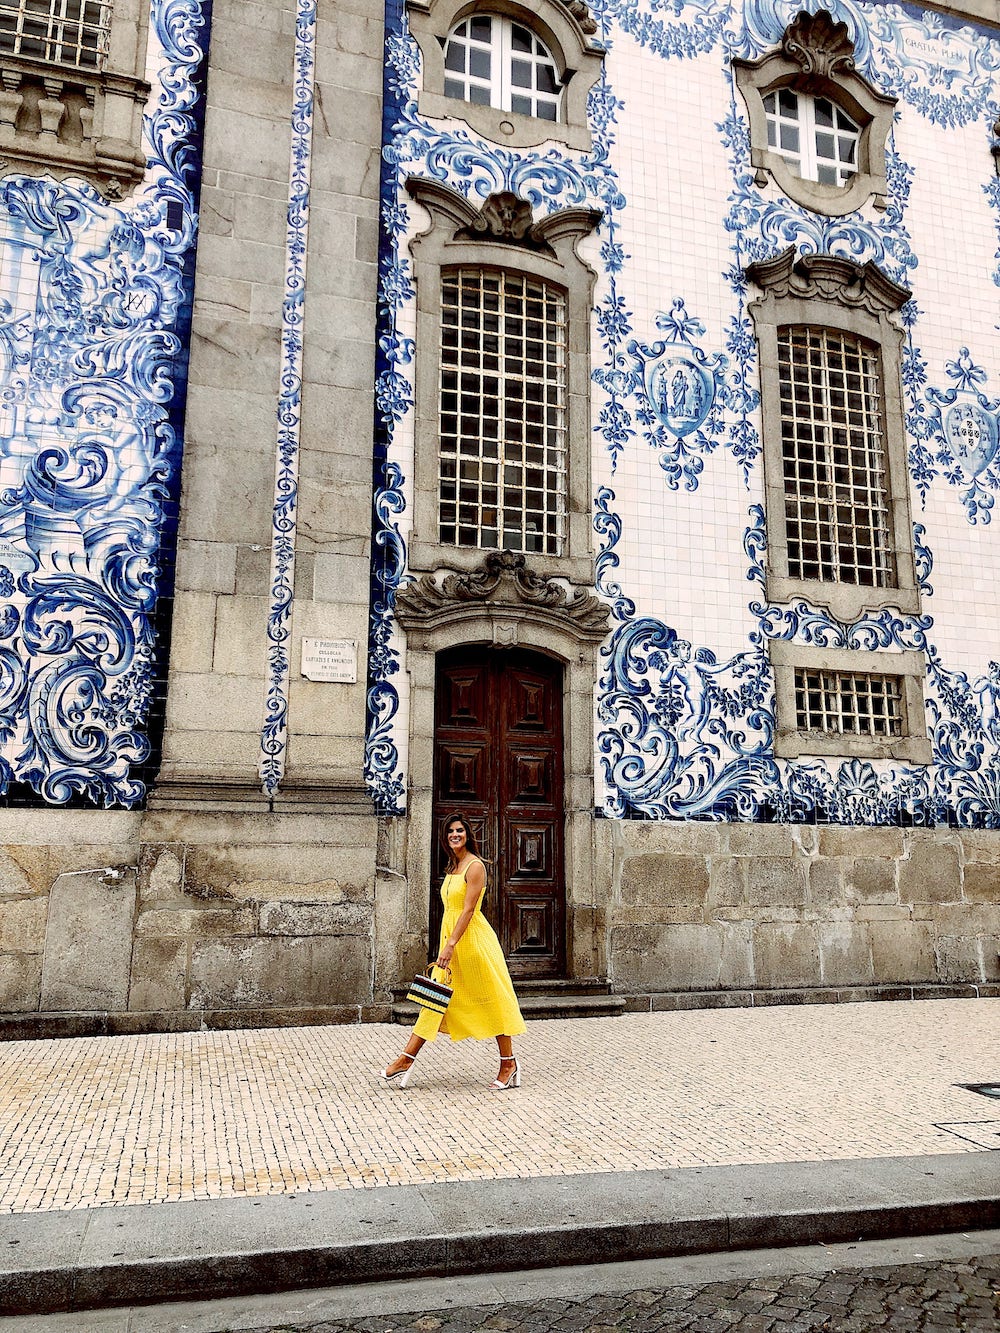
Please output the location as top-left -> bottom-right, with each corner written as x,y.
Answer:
0,0 -> 110,71
406,0 -> 604,151
762,89 -> 860,188
734,10 -> 895,216
444,15 -> 560,121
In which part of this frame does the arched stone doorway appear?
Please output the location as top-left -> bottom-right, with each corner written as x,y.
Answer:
382,551 -> 611,997
433,644 -> 565,978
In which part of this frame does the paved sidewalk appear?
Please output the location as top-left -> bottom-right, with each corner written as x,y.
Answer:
1,999 -> 998,1315
2,1000 -> 998,1215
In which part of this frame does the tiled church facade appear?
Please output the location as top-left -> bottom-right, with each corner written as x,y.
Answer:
0,0 -> 998,1033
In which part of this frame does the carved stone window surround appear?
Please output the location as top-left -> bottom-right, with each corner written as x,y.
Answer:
406,0 -> 605,150
406,176 -> 601,586
747,246 -> 919,626
733,9 -> 896,217
0,0 -> 150,198
770,640 -> 930,763
748,246 -> 927,764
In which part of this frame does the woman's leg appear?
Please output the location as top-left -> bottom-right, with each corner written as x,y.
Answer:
385,1033 -> 425,1077
492,1035 -> 518,1087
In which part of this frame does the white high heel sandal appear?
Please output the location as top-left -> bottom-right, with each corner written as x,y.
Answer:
489,1057 -> 520,1090
381,1054 -> 415,1088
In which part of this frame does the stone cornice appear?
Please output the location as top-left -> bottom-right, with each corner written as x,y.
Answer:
406,178 -> 602,256
395,552 -> 610,643
745,247 -> 911,316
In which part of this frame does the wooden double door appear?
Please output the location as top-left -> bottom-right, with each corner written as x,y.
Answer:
432,645 -> 565,979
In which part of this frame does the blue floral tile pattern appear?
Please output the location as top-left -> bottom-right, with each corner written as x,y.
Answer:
369,0 -> 1000,827
0,0 -> 209,807
259,0 -> 317,797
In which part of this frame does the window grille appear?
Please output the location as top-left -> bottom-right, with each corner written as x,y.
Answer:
794,667 -> 902,738
763,89 -> 859,187
444,15 -> 560,121
778,325 -> 893,588
0,0 -> 110,69
439,267 -> 567,556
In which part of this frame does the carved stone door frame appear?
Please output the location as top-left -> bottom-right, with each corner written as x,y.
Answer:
389,553 -> 609,989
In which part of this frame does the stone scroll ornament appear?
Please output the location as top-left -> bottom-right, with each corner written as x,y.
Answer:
395,551 -> 610,642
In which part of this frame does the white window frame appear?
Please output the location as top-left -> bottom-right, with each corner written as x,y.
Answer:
733,9 -> 895,217
763,88 -> 860,189
444,13 -> 561,122
406,0 -> 604,152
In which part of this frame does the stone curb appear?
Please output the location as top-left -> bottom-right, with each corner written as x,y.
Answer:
2,1153 -> 997,1316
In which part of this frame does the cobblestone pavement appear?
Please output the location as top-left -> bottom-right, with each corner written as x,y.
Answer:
251,1257 -> 1000,1332
1,1000 -> 997,1213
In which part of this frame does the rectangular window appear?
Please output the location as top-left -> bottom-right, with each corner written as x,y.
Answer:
438,266 -> 567,556
0,0 -> 110,70
794,666 -> 902,738
778,325 -> 893,589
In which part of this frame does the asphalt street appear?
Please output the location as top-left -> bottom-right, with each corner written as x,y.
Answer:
5,1229 -> 998,1333
256,1255 -> 1000,1331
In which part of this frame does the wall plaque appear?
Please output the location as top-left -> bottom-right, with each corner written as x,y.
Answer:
0,540 -> 35,573
301,638 -> 357,683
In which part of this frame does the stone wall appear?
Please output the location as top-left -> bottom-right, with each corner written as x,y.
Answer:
2,814 -> 997,1031
606,822 -> 1000,1007
0,807 -> 381,1036
157,0 -> 382,802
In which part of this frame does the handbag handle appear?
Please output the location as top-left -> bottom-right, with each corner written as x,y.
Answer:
429,962 -> 453,983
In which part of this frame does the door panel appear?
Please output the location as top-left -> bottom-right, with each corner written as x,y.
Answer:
436,744 -> 487,804
509,822 -> 553,877
508,751 -> 554,802
432,645 -> 565,978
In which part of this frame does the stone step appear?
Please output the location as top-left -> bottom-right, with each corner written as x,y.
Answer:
513,978 -> 615,995
391,977 -> 613,1000
391,990 -> 626,1024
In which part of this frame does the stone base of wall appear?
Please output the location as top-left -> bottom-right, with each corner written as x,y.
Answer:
623,981 -> 1000,1012
2,811 -> 998,1036
0,1003 -> 393,1042
0,804 -> 379,1035
605,822 -> 1000,995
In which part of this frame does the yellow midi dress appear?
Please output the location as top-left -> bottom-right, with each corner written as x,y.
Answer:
413,860 -> 526,1043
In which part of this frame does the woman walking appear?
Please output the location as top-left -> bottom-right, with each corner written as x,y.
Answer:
381,813 -> 525,1089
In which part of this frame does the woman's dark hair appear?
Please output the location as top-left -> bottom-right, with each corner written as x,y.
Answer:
440,812 -> 481,873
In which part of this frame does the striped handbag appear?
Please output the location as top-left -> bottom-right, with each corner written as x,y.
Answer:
407,964 -> 453,1015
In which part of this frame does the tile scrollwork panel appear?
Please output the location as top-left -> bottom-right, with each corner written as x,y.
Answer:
0,0 -> 207,807
375,0 -> 1000,827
